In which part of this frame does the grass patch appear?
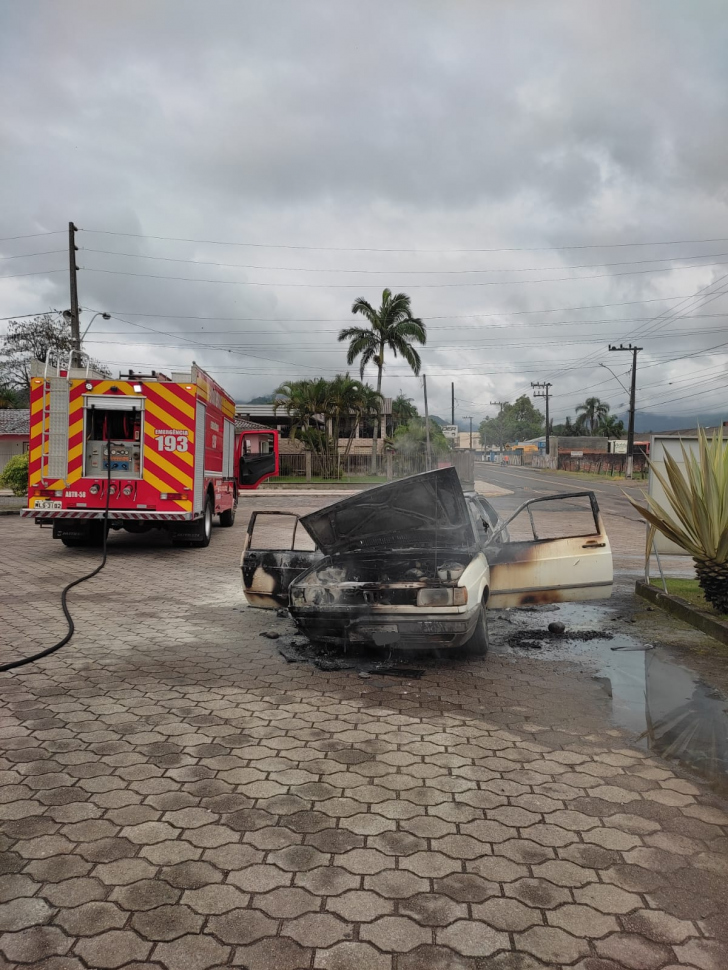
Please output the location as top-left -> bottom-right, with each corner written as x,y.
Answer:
651,577 -> 728,619
271,475 -> 387,484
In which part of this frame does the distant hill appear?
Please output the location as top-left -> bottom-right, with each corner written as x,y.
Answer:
619,411 -> 726,433
240,393 -> 276,405
431,415 -> 471,430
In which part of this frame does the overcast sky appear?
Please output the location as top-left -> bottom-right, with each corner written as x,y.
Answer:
2,0 -> 727,424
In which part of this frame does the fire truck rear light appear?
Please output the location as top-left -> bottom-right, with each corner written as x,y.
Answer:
161,492 -> 186,500
89,484 -> 100,495
133,384 -> 142,393
38,489 -> 56,497
85,382 -> 93,390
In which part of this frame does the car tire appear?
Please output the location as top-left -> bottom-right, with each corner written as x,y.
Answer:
462,601 -> 489,657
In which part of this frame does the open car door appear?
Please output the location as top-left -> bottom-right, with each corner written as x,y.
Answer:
486,491 -> 613,609
241,511 -> 321,609
237,431 -> 279,490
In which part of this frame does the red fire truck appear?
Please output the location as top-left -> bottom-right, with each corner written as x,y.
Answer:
22,360 -> 278,547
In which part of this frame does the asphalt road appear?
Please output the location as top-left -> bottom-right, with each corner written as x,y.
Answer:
475,462 -> 645,524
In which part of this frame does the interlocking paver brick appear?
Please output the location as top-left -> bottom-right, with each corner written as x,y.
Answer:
0,926 -> 72,963
327,890 -> 393,923
255,887 -> 320,918
74,930 -> 152,968
517,926 -> 590,964
153,933 -> 230,970
235,936 -> 312,970
437,919 -> 509,956
399,893 -> 467,927
547,904 -> 618,938
314,940 -> 392,969
506,878 -> 571,910
284,912 -> 353,947
361,916 -> 431,952
673,938 -> 728,969
575,883 -> 642,914
131,903 -> 204,941
53,901 -> 127,936
596,933 -> 673,969
434,872 -> 498,903
207,908 -> 278,944
0,896 -> 53,931
299,866 -> 360,895
111,878 -> 180,910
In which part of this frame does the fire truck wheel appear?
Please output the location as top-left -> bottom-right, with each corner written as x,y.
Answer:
189,495 -> 213,547
60,536 -> 85,547
219,503 -> 236,527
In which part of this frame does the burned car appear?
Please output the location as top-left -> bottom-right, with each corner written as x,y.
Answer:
241,467 -> 613,654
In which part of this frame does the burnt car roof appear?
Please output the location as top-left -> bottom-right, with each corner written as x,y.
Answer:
299,466 -> 476,557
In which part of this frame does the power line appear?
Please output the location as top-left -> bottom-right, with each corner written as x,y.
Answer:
79,227 -> 728,253
78,246 -> 728,275
0,230 -> 65,242
77,259 -> 728,289
0,269 -> 66,281
0,250 -> 66,261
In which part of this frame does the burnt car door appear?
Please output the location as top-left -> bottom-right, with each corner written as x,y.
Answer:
242,511 -> 321,609
486,491 -> 613,609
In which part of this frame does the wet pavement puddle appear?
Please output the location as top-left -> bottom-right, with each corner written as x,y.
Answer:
492,602 -> 728,794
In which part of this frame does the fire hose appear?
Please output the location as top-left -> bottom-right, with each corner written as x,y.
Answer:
0,439 -> 112,673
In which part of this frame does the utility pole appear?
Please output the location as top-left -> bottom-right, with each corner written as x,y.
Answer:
68,222 -> 80,357
531,382 -> 552,458
463,415 -> 473,450
451,382 -> 455,426
423,375 -> 432,471
609,344 -> 642,479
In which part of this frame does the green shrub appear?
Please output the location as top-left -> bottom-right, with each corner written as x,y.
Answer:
0,452 -> 29,496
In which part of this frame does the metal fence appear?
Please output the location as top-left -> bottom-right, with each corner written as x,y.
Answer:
277,449 -> 430,480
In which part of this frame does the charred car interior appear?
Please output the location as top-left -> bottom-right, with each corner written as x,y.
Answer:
241,467 -> 613,654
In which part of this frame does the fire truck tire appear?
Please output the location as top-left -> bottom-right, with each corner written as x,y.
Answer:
219,503 -> 236,527
189,496 -> 213,548
60,536 -> 86,547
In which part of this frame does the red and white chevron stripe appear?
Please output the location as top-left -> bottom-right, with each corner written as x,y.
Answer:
21,509 -> 194,521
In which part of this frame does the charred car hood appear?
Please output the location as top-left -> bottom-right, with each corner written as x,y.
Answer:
299,466 -> 476,558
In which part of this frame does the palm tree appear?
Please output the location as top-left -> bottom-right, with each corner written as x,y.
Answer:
576,397 -> 610,434
392,392 -> 418,431
597,413 -> 625,438
338,290 -> 426,472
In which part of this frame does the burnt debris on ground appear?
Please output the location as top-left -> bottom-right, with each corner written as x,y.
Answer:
507,627 -> 614,650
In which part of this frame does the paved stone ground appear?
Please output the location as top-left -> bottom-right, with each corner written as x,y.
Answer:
1,507 -> 728,970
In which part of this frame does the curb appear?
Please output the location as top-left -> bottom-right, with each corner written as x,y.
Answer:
635,580 -> 728,646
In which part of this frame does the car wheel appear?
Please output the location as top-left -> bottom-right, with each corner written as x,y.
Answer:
462,601 -> 489,657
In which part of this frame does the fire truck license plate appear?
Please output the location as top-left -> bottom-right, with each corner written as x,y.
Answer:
34,500 -> 62,509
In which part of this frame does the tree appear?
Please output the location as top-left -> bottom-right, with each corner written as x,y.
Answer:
338,290 -> 426,472
479,395 -> 544,450
0,452 -> 29,496
393,417 -> 449,461
552,416 -> 578,437
0,314 -> 109,404
392,392 -> 418,430
274,376 -> 382,478
576,397 -> 610,434
0,385 -> 23,409
597,413 -> 625,438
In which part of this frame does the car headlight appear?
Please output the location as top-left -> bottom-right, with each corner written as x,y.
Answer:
298,586 -> 336,606
417,587 -> 468,607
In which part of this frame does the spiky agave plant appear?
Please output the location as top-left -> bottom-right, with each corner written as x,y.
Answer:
627,427 -> 728,613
